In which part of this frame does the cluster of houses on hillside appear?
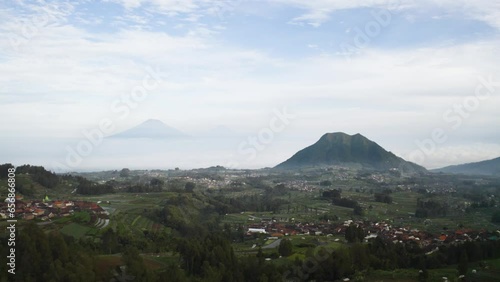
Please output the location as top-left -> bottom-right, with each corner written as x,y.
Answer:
246,217 -> 500,250
0,195 -> 107,221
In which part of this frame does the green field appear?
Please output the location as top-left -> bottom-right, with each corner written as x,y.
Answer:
367,258 -> 500,282
60,223 -> 92,239
72,192 -> 172,237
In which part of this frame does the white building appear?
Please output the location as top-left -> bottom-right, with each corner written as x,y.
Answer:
248,228 -> 267,234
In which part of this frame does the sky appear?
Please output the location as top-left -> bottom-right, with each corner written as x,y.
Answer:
1,0 -> 500,171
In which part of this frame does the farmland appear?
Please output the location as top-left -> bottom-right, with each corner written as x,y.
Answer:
60,223 -> 92,239
69,193 -> 171,238
2,165 -> 500,281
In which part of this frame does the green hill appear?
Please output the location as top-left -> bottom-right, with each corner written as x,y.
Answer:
432,156 -> 500,176
275,132 -> 426,173
0,164 -> 112,198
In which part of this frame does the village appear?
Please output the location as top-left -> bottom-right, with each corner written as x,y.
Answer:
0,195 -> 109,228
245,216 -> 500,252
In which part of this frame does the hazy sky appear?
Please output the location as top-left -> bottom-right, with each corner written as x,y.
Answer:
1,0 -> 499,170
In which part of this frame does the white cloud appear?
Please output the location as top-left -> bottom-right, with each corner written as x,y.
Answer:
108,0 -> 240,20
428,0 -> 500,30
109,0 -> 199,13
272,0 -> 415,26
271,0 -> 500,29
1,18 -> 498,141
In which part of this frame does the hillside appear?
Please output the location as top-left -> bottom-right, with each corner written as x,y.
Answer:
433,157 -> 500,176
275,132 -> 426,173
0,164 -> 114,198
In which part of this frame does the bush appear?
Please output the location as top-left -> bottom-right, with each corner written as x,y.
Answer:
278,239 -> 293,257
491,210 -> 500,223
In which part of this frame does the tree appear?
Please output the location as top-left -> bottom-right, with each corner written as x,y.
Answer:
0,163 -> 14,178
278,239 -> 293,257
75,177 -> 114,195
346,225 -> 356,243
101,228 -> 119,254
458,251 -> 468,276
323,189 -> 341,199
16,165 -> 60,187
158,264 -> 187,282
120,168 -> 130,177
418,269 -> 429,282
374,193 -> 393,204
257,247 -> 265,265
12,223 -> 97,281
122,246 -> 148,280
345,225 -> 364,243
353,205 -> 363,216
185,182 -> 196,193
150,178 -> 164,188
418,257 -> 428,282
320,180 -> 333,187
491,210 -> 500,223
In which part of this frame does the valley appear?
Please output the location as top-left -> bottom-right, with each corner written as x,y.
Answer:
2,161 -> 500,281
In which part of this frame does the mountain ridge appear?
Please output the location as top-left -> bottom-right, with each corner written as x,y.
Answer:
432,156 -> 500,176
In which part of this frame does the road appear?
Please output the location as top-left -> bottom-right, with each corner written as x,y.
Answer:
263,238 -> 282,249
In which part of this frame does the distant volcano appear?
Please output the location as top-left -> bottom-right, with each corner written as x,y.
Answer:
108,119 -> 188,139
276,132 -> 426,173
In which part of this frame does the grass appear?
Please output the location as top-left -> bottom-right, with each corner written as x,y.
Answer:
466,258 -> 500,282
54,216 -> 73,224
73,211 -> 91,223
221,213 -> 251,224
367,268 -> 460,282
95,255 -> 122,277
287,252 -> 306,261
264,239 -> 277,246
141,256 -> 166,270
131,215 -> 141,226
366,258 -> 500,282
60,223 -> 91,239
365,269 -> 418,281
95,254 -> 167,275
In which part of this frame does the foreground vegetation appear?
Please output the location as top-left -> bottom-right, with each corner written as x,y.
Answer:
1,164 -> 500,281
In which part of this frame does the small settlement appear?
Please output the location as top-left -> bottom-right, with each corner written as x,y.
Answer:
0,195 -> 108,224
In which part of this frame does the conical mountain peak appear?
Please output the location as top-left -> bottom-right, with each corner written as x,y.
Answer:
276,132 -> 426,173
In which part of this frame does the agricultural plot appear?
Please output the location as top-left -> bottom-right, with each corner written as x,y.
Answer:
112,212 -> 168,235
76,192 -> 170,230
94,218 -> 110,229
221,213 -> 251,224
60,223 -> 92,239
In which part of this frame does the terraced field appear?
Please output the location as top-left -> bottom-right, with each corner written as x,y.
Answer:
102,212 -> 163,239
75,193 -> 171,235
94,218 -> 110,229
